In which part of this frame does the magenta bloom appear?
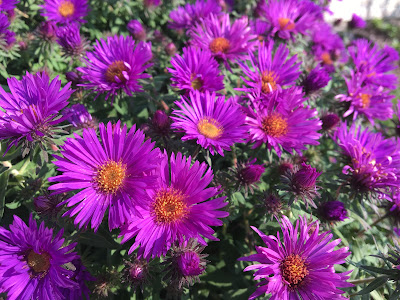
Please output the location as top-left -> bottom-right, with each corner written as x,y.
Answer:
0,0 -> 19,11
311,23 -> 347,71
168,0 -> 221,30
233,158 -> 265,194
120,151 -> 229,259
0,215 -> 79,300
56,23 -> 87,57
302,65 -> 331,95
245,87 -> 322,156
189,13 -> 256,64
48,121 -> 161,231
0,72 -> 72,152
239,216 -> 352,299
238,40 -> 301,95
318,201 -> 348,222
258,0 -> 322,40
168,46 -> 224,93
41,0 -> 88,24
61,259 -> 94,300
63,103 -> 96,129
336,71 -> 394,123
127,19 -> 146,40
336,123 -> 400,199
349,13 -> 366,29
348,39 -> 399,89
171,91 -> 248,156
77,35 -> 153,101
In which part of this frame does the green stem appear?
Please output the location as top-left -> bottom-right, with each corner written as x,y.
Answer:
356,213 -> 389,237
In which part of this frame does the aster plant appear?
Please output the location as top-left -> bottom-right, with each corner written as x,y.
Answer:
171,90 -> 248,156
48,121 -> 161,230
0,72 -> 72,155
0,215 -> 85,300
41,0 -> 88,24
238,40 -> 301,95
189,13 -> 256,65
77,35 -> 153,101
239,216 -> 352,299
168,46 -> 224,94
120,151 -> 229,259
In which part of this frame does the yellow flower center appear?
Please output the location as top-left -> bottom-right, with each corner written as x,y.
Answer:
27,250 -> 51,274
95,160 -> 127,194
261,71 -> 278,93
58,1 -> 75,17
152,188 -> 188,224
190,74 -> 204,90
359,93 -> 371,108
278,18 -> 295,30
262,113 -> 289,138
280,254 -> 309,287
209,37 -> 230,54
197,117 -> 223,139
321,52 -> 333,65
105,60 -> 129,83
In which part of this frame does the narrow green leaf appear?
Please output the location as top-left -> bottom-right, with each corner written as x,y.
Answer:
0,170 -> 10,221
357,276 -> 389,295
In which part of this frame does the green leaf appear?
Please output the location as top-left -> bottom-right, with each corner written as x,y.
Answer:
360,265 -> 398,277
0,170 -> 9,221
357,276 -> 389,295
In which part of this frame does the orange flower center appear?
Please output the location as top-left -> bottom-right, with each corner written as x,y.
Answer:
58,1 -> 75,17
152,188 -> 188,224
95,160 -> 127,194
27,250 -> 51,274
261,71 -> 278,93
278,18 -> 295,30
197,117 -> 223,139
321,52 -> 333,65
209,37 -> 230,54
190,74 -> 204,90
105,60 -> 129,83
262,113 -> 289,138
359,93 -> 371,108
280,254 -> 308,287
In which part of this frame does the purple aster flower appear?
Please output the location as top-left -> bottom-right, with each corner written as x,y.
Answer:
120,151 -> 229,259
34,193 -> 64,217
239,216 -> 352,299
165,42 -> 177,56
262,192 -> 283,217
167,46 -> 224,94
65,71 -> 81,84
336,71 -> 394,123
77,35 -> 153,101
0,14 -> 10,35
320,112 -> 340,132
302,65 -> 331,95
48,121 -> 161,231
37,21 -> 58,42
395,228 -> 400,237
41,0 -> 88,24
258,0 -> 322,40
238,40 -> 301,95
311,23 -> 347,71
281,162 -> 322,208
245,87 -> 322,156
0,214 -> 79,300
189,13 -> 256,65
3,29 -> 15,48
232,158 -> 265,194
56,23 -> 88,57
250,19 -> 271,42
123,255 -> 150,290
171,90 -> 248,156
348,39 -> 399,89
63,103 -> 97,129
0,72 -> 72,153
148,110 -> 171,138
318,200 -> 348,222
0,0 -> 19,11
168,0 -> 221,30
61,258 -> 94,300
336,123 -> 400,199
349,13 -> 366,29
127,19 -> 146,41
163,239 -> 208,291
